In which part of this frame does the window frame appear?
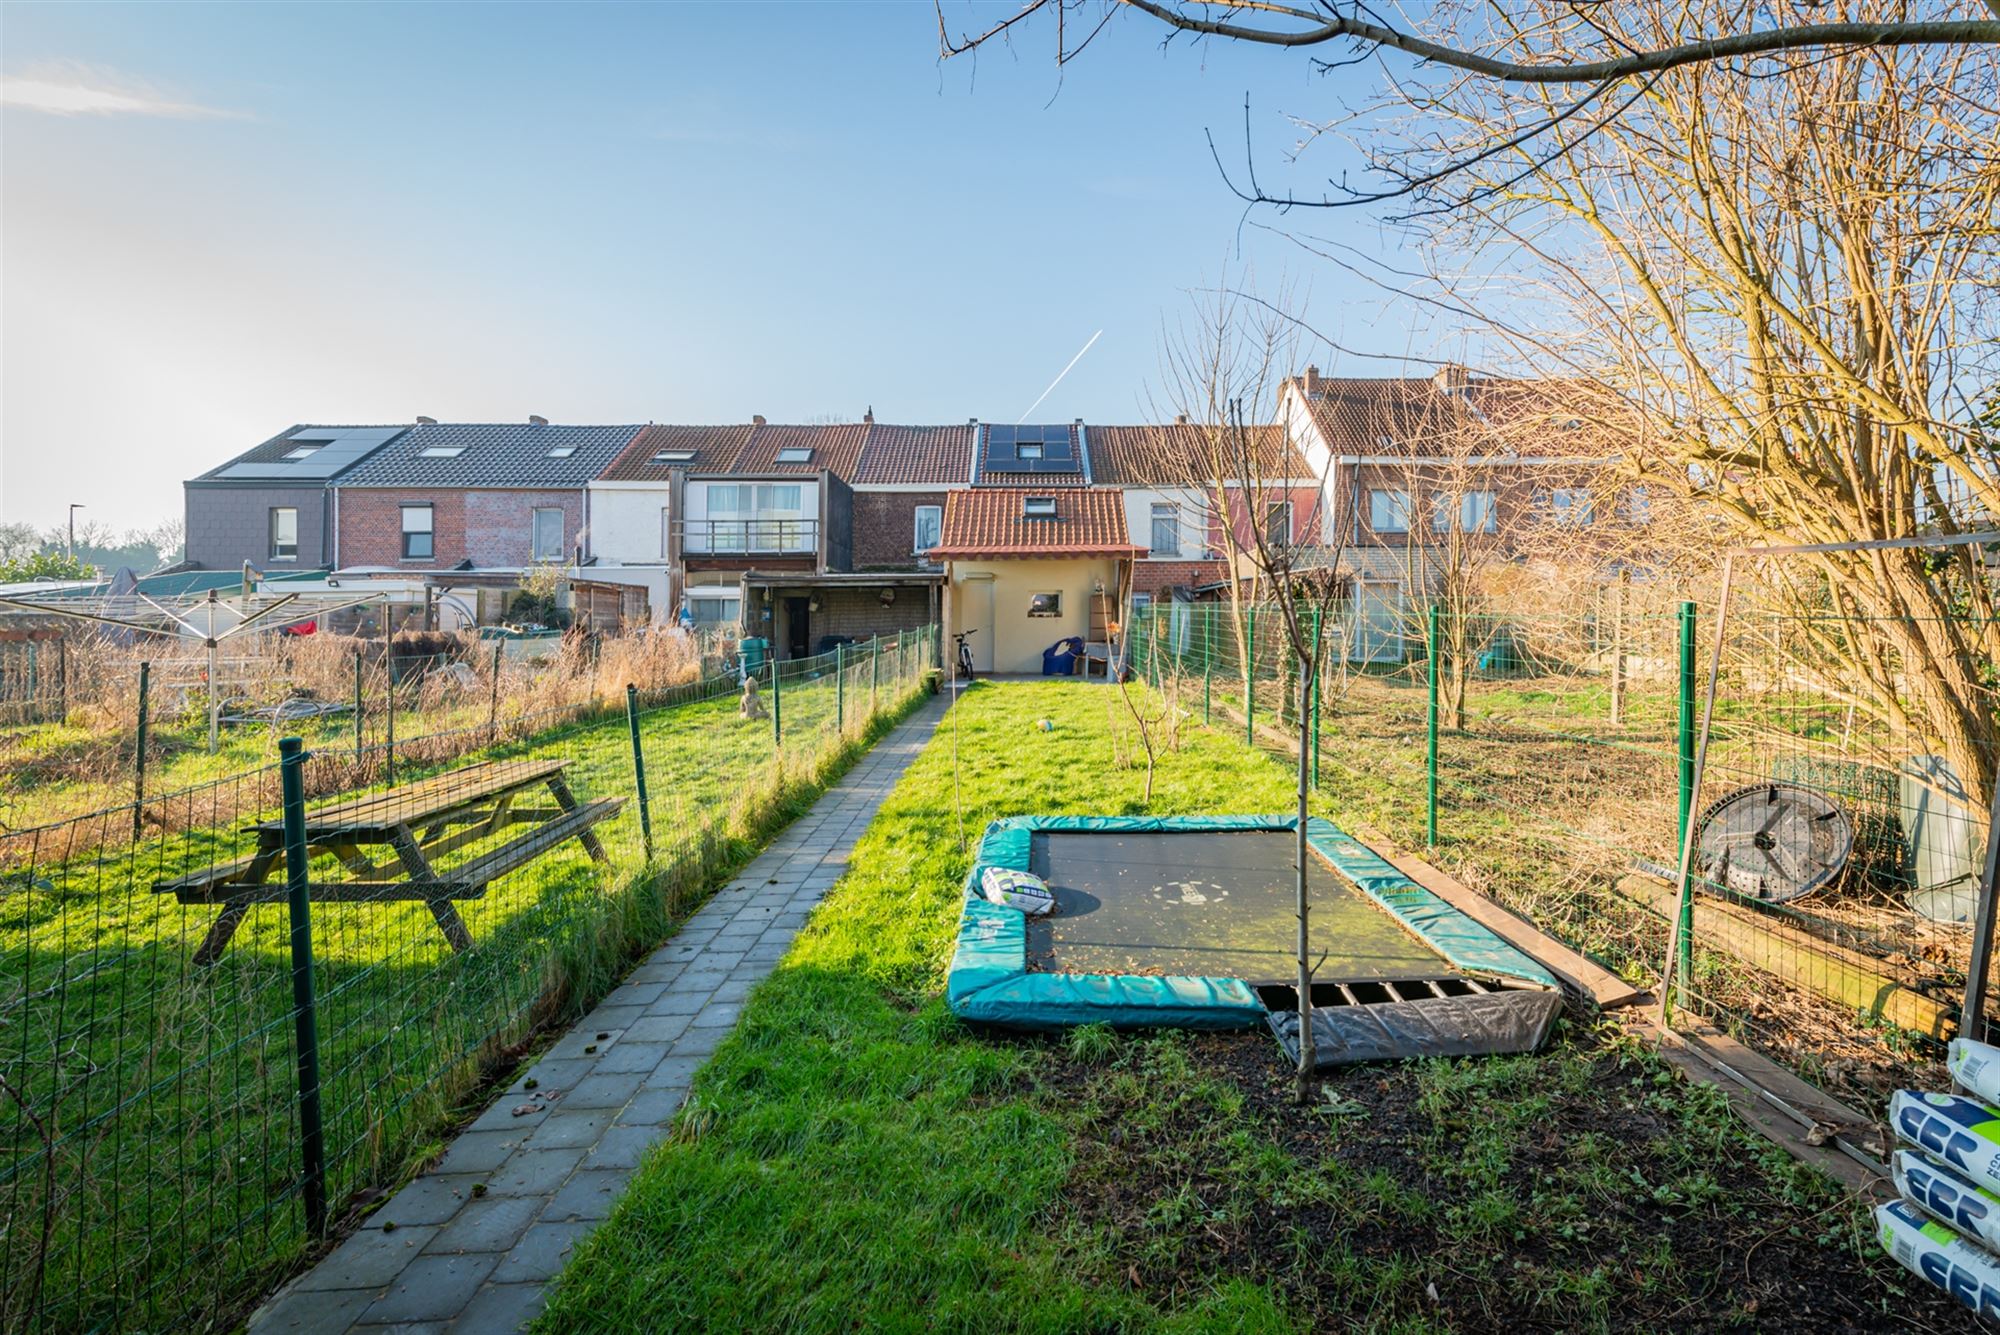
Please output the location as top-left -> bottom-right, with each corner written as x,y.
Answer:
1366,489 -> 1409,535
1022,496 -> 1058,518
1461,490 -> 1497,534
416,445 -> 466,459
531,507 -> 565,562
400,503 -> 435,561
913,503 -> 943,555
1549,488 -> 1595,527
1149,501 -> 1180,556
1265,499 -> 1293,547
775,447 -> 813,464
1027,591 -> 1062,618
269,507 -> 299,561
1017,441 -> 1045,460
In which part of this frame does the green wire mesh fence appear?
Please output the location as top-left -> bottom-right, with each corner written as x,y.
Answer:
0,626 -> 936,1332
1128,596 -> 1995,1107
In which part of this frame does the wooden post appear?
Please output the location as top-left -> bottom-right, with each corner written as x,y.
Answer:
353,650 -> 364,767
488,643 -> 503,746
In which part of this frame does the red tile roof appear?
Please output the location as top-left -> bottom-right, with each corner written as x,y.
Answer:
1284,372 -> 1625,460
599,425 -> 756,480
731,423 -> 870,476
930,488 -> 1143,558
1088,423 -> 1311,485
852,424 -> 976,486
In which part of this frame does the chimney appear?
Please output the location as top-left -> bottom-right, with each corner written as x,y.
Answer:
864,406 -> 874,425
753,414 -> 766,427
968,417 -> 978,425
415,415 -> 437,425
1175,413 -> 1188,425
528,414 -> 549,426
1303,365 -> 1320,396
1432,363 -> 1469,395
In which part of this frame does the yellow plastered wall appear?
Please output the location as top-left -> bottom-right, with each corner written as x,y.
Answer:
946,557 -> 1122,674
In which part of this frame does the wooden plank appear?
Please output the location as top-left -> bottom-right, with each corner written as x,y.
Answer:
1352,822 -> 1651,1010
248,758 -> 566,836
1623,1010 -> 1892,1201
1613,872 -> 1955,1039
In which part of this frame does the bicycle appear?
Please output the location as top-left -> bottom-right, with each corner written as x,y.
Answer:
952,629 -> 977,682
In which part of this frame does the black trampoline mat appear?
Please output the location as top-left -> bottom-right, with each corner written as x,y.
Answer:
1026,830 -> 1451,985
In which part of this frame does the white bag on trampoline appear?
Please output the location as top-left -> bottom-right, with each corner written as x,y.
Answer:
980,867 -> 1055,916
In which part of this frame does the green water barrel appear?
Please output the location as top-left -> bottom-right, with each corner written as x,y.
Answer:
738,637 -> 768,674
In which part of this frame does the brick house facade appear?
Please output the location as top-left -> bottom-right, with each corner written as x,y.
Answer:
336,487 -> 586,569
850,490 -> 947,570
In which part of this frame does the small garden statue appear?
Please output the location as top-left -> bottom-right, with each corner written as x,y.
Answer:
739,674 -> 768,721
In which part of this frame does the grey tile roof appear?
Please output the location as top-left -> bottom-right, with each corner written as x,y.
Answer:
194,424 -> 411,483
336,423 -> 644,488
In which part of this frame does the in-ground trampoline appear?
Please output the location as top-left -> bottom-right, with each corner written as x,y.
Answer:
947,815 -> 1564,1067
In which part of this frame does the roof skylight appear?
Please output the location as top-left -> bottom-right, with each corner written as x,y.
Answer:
546,446 -> 577,458
418,446 -> 467,458
775,447 -> 812,463
1023,496 -> 1058,518
653,450 -> 696,462
282,444 -> 325,461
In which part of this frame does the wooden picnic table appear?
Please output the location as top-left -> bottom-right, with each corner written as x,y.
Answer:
154,757 -> 624,965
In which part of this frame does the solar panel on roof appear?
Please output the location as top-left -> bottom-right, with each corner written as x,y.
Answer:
214,426 -> 404,480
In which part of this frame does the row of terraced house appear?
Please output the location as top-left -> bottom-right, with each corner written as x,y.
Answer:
181,367 -> 1624,675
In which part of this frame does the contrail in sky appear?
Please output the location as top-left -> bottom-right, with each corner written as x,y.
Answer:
1017,329 -> 1103,423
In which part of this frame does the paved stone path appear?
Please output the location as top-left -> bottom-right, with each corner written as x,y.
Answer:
250,694 -> 949,1334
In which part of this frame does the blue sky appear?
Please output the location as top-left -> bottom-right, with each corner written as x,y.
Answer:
1,1 -> 1426,531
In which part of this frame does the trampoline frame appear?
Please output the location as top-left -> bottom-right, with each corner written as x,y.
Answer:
946,814 -> 1560,1034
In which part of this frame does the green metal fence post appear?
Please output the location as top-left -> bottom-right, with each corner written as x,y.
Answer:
836,642 -> 846,736
626,684 -> 654,860
772,656 -> 783,747
488,644 -> 503,746
870,635 -> 880,716
1426,605 -> 1440,847
1310,608 -> 1322,790
133,660 -> 151,840
1675,599 -> 1697,1015
278,736 -> 328,1239
352,650 -> 364,766
1245,607 -> 1257,745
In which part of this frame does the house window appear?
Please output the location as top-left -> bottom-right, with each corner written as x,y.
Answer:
1550,488 -> 1594,526
1367,489 -> 1409,534
1150,502 -> 1180,556
1028,592 -> 1062,617
546,445 -> 577,458
1018,441 -> 1044,460
269,507 -> 298,560
282,444 -> 322,461
1625,486 -> 1652,526
417,446 -> 466,458
532,507 -> 565,561
775,447 -> 812,464
913,504 -> 943,555
400,504 -> 434,560
1023,496 -> 1057,518
652,449 -> 695,463
1460,491 -> 1497,533
1266,500 -> 1292,546
686,581 -> 740,629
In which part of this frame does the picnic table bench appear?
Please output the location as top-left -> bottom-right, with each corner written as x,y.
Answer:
155,757 -> 623,965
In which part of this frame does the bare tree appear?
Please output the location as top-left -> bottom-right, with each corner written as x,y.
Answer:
1147,283 -> 1354,1100
937,0 -> 2000,205
1377,11 -> 2000,806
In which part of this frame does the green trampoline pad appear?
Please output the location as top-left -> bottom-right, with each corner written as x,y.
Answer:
1027,829 -> 1450,985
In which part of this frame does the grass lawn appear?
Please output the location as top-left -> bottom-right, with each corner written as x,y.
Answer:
540,680 -> 1958,1333
0,650 -> 926,1332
